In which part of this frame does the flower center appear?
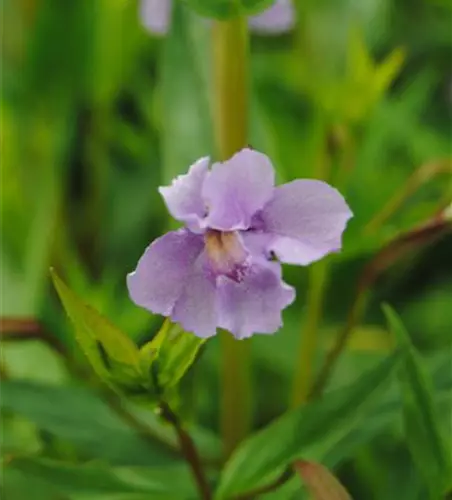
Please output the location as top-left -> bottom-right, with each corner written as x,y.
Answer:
204,230 -> 249,282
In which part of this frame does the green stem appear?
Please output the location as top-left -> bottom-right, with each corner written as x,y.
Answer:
220,331 -> 251,459
308,291 -> 369,399
364,159 -> 451,236
212,17 -> 251,459
291,260 -> 329,407
233,468 -> 294,499
212,17 -> 248,159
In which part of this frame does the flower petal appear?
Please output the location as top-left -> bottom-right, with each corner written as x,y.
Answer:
248,0 -> 295,35
159,157 -> 209,232
202,148 -> 275,231
261,180 -> 353,265
240,231 -> 274,259
217,259 -> 295,339
127,229 -> 204,316
140,0 -> 172,35
172,254 -> 218,338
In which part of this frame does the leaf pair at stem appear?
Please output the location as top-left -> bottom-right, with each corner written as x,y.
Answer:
50,268 -> 204,405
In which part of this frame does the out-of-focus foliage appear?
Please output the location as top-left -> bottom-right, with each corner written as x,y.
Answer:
1,0 -> 451,498
384,305 -> 452,498
215,351 -> 402,498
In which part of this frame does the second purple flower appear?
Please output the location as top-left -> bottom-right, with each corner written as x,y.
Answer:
128,149 -> 352,339
140,0 -> 295,36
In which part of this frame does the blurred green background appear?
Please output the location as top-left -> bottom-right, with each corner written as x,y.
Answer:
1,0 -> 451,498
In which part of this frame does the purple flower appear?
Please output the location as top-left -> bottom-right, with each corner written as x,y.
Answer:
127,149 -> 352,339
140,0 -> 172,35
248,0 -> 295,34
140,0 -> 295,36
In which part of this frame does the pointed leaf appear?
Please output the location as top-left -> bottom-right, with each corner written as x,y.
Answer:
50,269 -> 142,386
373,47 -> 406,97
215,351 -> 403,498
383,305 -> 452,497
161,2 -> 212,185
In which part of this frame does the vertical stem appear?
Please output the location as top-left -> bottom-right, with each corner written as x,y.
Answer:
212,17 -> 248,158
160,402 -> 212,500
212,17 -> 251,459
291,259 -> 329,407
220,330 -> 251,459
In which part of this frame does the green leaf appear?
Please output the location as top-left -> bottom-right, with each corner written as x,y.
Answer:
0,380 -> 177,466
50,269 -> 143,388
1,341 -> 68,384
347,27 -> 374,87
181,0 -> 274,19
257,357 -> 452,500
1,379 -> 222,465
214,351 -> 403,499
7,457 -> 197,499
1,412 -> 42,456
1,106 -> 72,316
84,0 -> 144,107
342,28 -> 405,123
323,352 -> 452,467
161,2 -> 213,185
373,47 -> 405,97
141,320 -> 206,393
383,305 -> 452,498
1,468 -> 60,500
